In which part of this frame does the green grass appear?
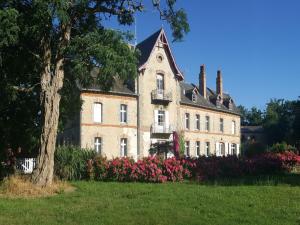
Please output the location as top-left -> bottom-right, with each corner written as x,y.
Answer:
1,176 -> 300,225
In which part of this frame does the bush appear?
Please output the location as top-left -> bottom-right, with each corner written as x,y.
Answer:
54,146 -> 96,180
268,142 -> 297,153
242,142 -> 267,157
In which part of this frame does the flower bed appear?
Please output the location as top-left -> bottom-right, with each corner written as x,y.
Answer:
86,151 -> 300,183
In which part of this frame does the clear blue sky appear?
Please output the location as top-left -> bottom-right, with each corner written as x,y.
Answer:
104,0 -> 300,109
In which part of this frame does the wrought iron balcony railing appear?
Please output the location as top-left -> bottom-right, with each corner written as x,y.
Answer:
151,89 -> 172,102
151,123 -> 174,134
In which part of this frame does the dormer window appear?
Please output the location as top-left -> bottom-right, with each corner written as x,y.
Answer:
216,94 -> 222,108
228,98 -> 234,110
192,93 -> 197,102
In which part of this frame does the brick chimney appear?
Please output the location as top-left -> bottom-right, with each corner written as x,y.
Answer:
199,65 -> 206,99
216,70 -> 223,99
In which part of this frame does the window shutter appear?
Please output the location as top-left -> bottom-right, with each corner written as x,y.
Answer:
165,111 -> 169,129
236,144 -> 240,155
154,110 -> 158,124
225,142 -> 229,156
93,103 -> 102,122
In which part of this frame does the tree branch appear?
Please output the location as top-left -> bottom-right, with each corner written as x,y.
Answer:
11,83 -> 40,93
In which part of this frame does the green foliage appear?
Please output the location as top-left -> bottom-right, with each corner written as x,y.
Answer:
237,105 -> 263,126
0,0 -> 189,155
0,8 -> 19,48
240,98 -> 300,147
242,142 -> 267,157
54,146 -> 96,180
268,142 -> 297,154
179,132 -> 185,157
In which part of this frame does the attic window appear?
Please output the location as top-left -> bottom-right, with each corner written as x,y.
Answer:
228,98 -> 234,110
216,95 -> 222,108
192,93 -> 197,102
156,54 -> 164,63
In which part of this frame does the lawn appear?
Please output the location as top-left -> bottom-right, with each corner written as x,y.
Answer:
0,177 -> 300,225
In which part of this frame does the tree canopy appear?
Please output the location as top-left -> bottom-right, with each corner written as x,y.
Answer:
0,0 -> 189,186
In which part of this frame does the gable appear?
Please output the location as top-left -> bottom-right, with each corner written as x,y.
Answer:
136,28 -> 183,81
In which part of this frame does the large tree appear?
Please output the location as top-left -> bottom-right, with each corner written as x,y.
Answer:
0,0 -> 189,186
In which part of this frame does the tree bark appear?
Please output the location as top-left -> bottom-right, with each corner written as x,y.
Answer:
32,24 -> 71,187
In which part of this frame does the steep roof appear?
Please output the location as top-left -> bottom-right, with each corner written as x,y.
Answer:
180,82 -> 240,115
136,28 -> 184,80
136,29 -> 161,68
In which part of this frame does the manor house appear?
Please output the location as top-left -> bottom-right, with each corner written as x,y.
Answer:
60,28 -> 241,160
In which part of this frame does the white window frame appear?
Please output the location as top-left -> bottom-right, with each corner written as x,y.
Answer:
196,141 -> 200,157
156,74 -> 164,91
94,137 -> 102,154
93,102 -> 102,123
231,143 -> 237,155
205,142 -> 210,156
185,141 -> 190,157
205,116 -> 210,131
120,104 -> 127,123
157,110 -> 165,126
196,114 -> 200,130
231,121 -> 236,135
192,93 -> 197,102
185,113 -> 190,130
120,138 -> 127,157
220,118 -> 224,133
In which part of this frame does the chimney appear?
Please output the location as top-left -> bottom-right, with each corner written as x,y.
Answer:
199,65 -> 206,99
216,70 -> 223,99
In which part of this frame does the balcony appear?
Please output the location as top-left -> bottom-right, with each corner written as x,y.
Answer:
151,123 -> 174,134
151,89 -> 172,103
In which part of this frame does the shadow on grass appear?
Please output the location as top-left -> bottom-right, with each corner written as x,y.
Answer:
195,173 -> 300,187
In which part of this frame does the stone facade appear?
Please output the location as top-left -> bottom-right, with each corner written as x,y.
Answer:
60,28 -> 241,159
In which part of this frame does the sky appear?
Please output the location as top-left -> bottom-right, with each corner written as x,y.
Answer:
103,0 -> 300,109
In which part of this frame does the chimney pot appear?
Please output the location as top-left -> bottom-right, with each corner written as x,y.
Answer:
199,64 -> 207,99
216,70 -> 223,99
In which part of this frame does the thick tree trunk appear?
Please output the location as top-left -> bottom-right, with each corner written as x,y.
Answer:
32,25 -> 71,187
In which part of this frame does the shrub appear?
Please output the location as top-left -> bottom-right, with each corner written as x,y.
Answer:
268,142 -> 297,153
242,142 -> 267,157
54,146 -> 96,180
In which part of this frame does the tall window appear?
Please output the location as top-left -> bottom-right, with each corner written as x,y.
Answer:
205,116 -> 210,131
156,74 -> 164,92
185,113 -> 190,129
120,138 -> 127,157
196,141 -> 200,157
231,143 -> 237,155
94,137 -> 102,154
220,118 -> 224,133
196,114 -> 200,130
231,121 -> 236,135
185,141 -> 190,156
93,103 -> 102,123
205,142 -> 210,156
120,104 -> 127,123
158,110 -> 165,126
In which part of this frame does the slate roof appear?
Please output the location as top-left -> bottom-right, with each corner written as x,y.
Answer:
180,82 -> 240,115
136,29 -> 161,67
80,68 -> 136,96
241,126 -> 264,133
